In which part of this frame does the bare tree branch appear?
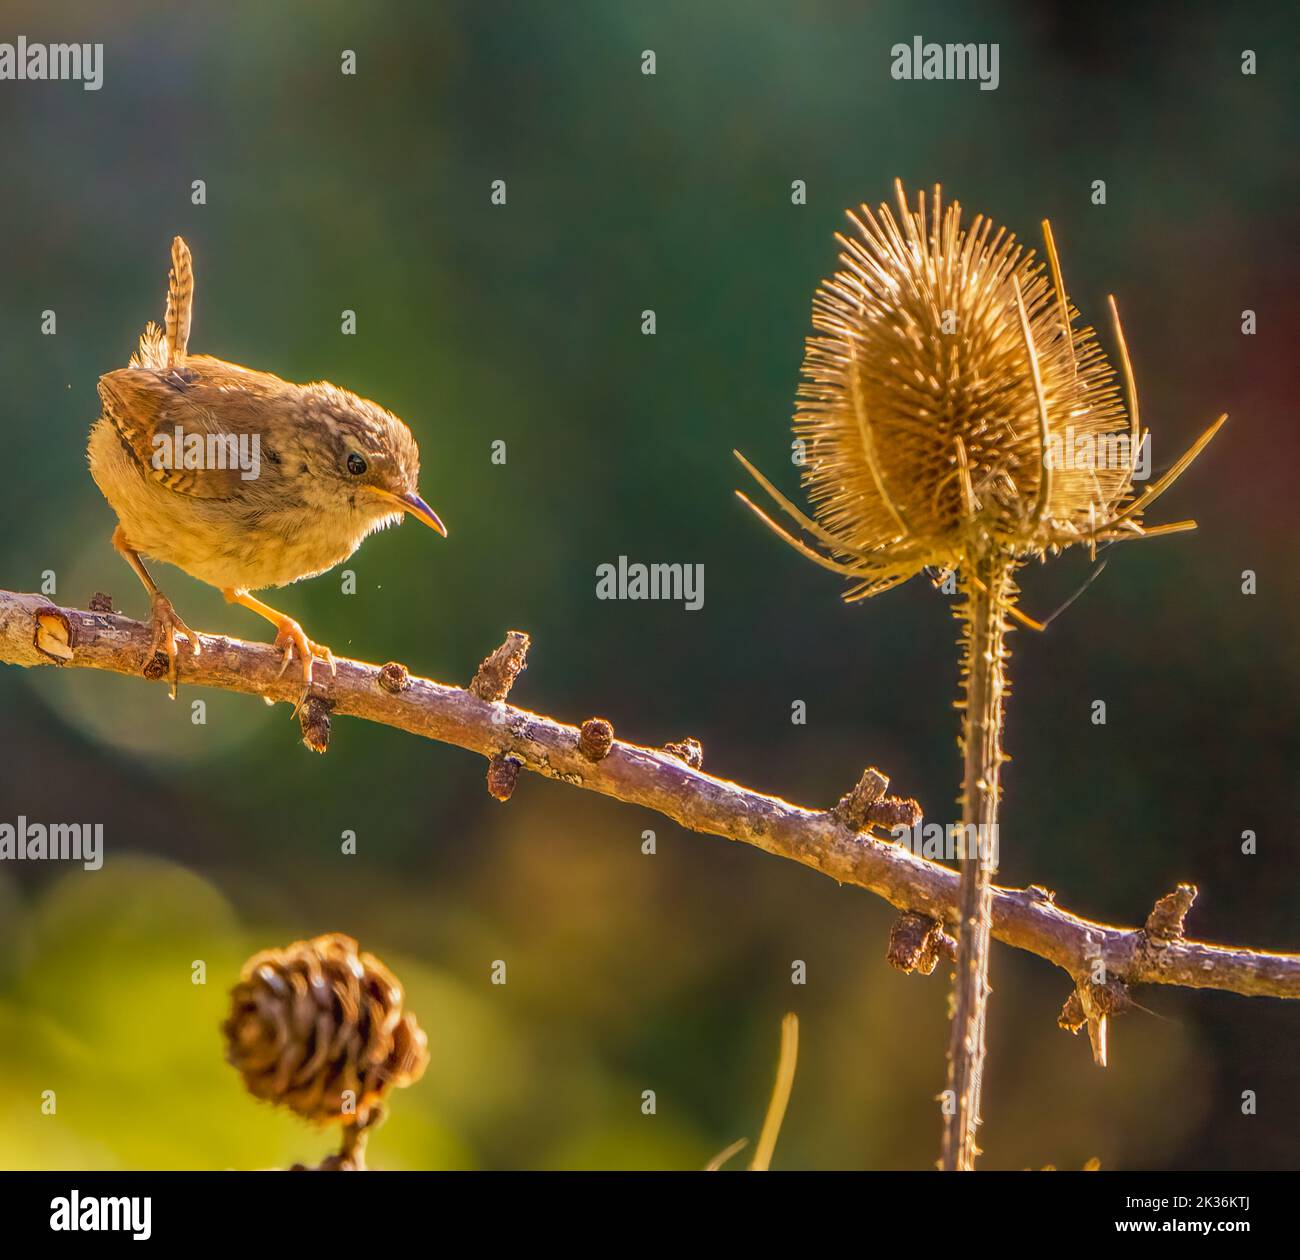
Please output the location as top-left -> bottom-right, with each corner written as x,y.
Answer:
3,588 -> 1297,1015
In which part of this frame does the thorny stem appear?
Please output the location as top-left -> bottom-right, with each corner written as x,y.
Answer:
942,552 -> 1012,1172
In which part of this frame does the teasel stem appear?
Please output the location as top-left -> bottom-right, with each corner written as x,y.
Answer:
942,548 -> 1013,1171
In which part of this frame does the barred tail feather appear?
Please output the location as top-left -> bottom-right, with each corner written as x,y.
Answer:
164,235 -> 193,369
129,321 -> 167,370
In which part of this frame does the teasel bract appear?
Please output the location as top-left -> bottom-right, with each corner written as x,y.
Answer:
736,181 -> 1225,1171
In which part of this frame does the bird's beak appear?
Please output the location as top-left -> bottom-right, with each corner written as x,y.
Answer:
373,487 -> 447,536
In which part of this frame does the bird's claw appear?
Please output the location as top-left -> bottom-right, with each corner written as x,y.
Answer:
146,593 -> 200,699
272,619 -> 335,699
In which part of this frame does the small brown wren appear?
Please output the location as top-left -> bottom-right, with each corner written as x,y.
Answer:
88,236 -> 446,697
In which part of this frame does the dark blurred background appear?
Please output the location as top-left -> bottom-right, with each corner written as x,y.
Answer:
0,0 -> 1296,1170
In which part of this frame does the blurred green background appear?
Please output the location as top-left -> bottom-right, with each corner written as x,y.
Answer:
0,0 -> 1296,1170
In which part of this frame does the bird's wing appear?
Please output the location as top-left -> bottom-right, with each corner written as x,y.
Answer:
97,367 -> 257,499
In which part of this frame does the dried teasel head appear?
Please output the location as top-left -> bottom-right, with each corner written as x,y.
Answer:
736,179 -> 1226,604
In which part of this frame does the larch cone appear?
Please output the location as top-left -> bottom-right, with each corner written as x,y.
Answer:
223,932 -> 428,1128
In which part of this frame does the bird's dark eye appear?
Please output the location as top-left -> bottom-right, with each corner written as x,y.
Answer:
346,453 -> 367,476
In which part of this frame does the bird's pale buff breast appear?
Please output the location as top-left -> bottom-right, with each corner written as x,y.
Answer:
88,417 -> 403,590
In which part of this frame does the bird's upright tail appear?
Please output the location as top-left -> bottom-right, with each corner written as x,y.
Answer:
164,235 -> 193,369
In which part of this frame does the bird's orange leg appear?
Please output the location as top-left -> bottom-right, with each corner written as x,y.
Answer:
111,524 -> 199,698
221,588 -> 336,687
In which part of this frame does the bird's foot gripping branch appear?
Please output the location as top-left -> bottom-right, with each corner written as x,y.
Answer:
4,585 -> 1298,1056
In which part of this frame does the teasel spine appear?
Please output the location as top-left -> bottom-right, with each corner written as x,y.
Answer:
943,550 -> 1015,1171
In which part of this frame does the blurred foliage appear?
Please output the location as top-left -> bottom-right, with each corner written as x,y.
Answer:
0,0 -> 1296,1168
